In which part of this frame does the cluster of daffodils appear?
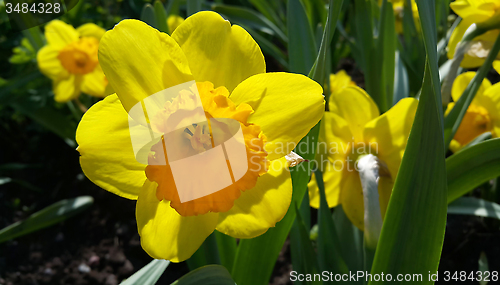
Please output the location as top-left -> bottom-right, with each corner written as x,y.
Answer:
37,21 -> 112,102
308,71 -> 418,230
448,0 -> 500,67
76,12 -> 324,261
447,66 -> 500,152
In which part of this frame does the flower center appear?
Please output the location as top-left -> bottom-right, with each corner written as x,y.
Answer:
58,37 -> 99,75
145,82 -> 269,217
454,104 -> 492,146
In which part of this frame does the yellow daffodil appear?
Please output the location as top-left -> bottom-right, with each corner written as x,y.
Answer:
308,87 -> 417,230
37,20 -> 111,102
446,70 -> 500,152
447,0 -> 500,68
329,70 -> 356,94
76,11 -> 324,262
167,15 -> 184,33
379,0 -> 419,34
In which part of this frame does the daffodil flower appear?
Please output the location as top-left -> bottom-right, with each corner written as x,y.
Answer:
37,20 -> 111,102
76,11 -> 324,262
448,0 -> 500,68
308,87 -> 417,230
446,69 -> 500,152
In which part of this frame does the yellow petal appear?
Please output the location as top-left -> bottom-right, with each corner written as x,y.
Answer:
172,11 -> 265,92
363,98 -> 418,179
53,74 -> 82,102
216,157 -> 291,238
229,72 -> 325,160
76,94 -> 147,199
137,180 -> 218,262
37,45 -> 69,81
339,170 -> 364,230
76,23 -> 106,40
308,164 -> 342,209
329,70 -> 355,94
98,19 -> 193,113
319,112 -> 353,163
44,20 -> 79,49
483,82 -> 500,136
451,72 -> 491,103
329,86 -> 379,142
450,0 -> 493,21
81,66 -> 107,97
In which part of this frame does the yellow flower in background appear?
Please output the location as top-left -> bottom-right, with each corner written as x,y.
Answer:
37,21 -> 112,102
446,69 -> 500,152
167,15 -> 184,33
329,70 -> 356,94
447,0 -> 500,68
379,0 -> 419,34
308,87 -> 418,230
76,12 -> 324,262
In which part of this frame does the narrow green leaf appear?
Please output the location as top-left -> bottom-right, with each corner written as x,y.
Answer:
377,0 -> 396,112
171,265 -> 235,285
212,4 -> 287,43
462,132 -> 492,149
214,231 -> 236,273
287,0 -> 317,75
187,0 -> 203,16
369,63 -> 447,284
119,259 -> 170,285
310,0 -> 343,84
154,0 -> 170,34
140,4 -> 158,30
290,203 -> 321,285
9,96 -> 77,147
446,138 -> 500,203
333,205 -> 363,277
444,34 -> 500,149
248,0 -> 286,32
186,232 -> 221,270
448,197 -> 500,220
315,169 -> 349,274
393,51 -> 409,106
0,70 -> 42,104
21,26 -> 44,52
0,196 -> 93,244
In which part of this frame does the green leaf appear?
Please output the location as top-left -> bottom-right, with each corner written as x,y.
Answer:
21,26 -> 44,52
333,205 -> 363,280
444,33 -> 500,149
119,259 -> 170,285
478,252 -> 489,285
314,169 -> 348,274
377,0 -> 396,112
154,0 -> 170,34
212,4 -> 287,43
141,4 -> 158,30
0,196 -> 93,244
214,231 -> 236,273
448,197 -> 500,220
287,0 -> 317,75
187,0 -> 203,16
186,232 -> 221,270
248,0 -> 286,32
369,63 -> 448,284
446,138 -> 500,203
171,265 -> 235,285
393,51 -> 409,106
309,0 -> 343,84
289,202 -> 321,285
